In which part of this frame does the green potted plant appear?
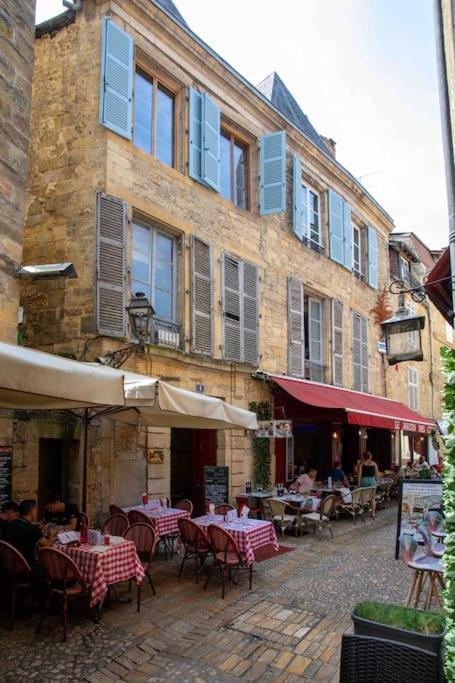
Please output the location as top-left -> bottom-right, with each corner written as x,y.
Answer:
352,601 -> 445,655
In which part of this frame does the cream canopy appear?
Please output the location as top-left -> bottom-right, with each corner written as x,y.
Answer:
0,342 -> 125,409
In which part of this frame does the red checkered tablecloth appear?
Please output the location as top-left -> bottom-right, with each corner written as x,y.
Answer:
193,515 -> 279,566
64,540 -> 145,607
124,505 -> 190,538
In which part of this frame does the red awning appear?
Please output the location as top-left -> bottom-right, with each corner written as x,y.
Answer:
425,247 -> 453,325
271,375 -> 434,433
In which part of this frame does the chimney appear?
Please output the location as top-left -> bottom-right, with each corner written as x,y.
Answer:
321,136 -> 336,158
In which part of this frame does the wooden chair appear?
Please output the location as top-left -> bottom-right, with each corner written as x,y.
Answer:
337,487 -> 364,523
127,509 -> 153,527
36,546 -> 89,642
400,534 -> 445,610
0,540 -> 35,631
266,498 -> 299,537
177,517 -> 211,582
204,524 -> 253,598
174,499 -> 193,516
301,494 -> 337,539
102,513 -> 129,536
214,504 -> 235,516
123,523 -> 157,611
109,504 -> 124,516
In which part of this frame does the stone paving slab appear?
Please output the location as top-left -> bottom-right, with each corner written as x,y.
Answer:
0,506 -> 410,682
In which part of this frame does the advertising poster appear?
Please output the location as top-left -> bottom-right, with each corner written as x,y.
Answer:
395,479 -> 443,559
254,420 -> 292,438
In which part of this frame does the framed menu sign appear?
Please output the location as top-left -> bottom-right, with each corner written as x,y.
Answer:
0,446 -> 12,506
395,479 -> 443,559
203,466 -> 229,508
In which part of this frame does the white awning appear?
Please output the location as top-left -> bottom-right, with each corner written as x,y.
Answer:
0,342 -> 125,408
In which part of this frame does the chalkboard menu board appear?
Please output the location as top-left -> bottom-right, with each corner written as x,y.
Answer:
0,446 -> 12,506
203,466 -> 229,507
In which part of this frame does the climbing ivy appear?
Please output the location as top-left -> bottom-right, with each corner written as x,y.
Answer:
441,346 -> 455,681
249,401 -> 272,490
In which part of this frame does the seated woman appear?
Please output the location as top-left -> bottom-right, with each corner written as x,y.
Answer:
291,468 -> 317,493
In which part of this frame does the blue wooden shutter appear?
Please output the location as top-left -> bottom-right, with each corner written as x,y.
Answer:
328,190 -> 344,264
292,155 -> 304,239
201,93 -> 220,191
367,225 -> 378,288
99,17 -> 134,139
188,87 -> 203,182
343,201 -> 352,270
260,131 -> 286,215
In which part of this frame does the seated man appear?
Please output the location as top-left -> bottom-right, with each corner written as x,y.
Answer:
6,499 -> 57,573
0,500 -> 19,539
291,468 -> 318,493
329,461 -> 348,486
44,493 -> 80,531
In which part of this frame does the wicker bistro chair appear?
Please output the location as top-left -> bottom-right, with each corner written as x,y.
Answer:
400,534 -> 445,610
37,546 -> 90,642
418,524 -> 445,558
126,509 -> 153,527
301,494 -> 337,539
337,487 -> 364,523
204,524 -> 253,599
102,513 -> 129,537
361,486 -> 377,519
214,504 -> 235,516
0,540 -> 35,631
177,517 -> 212,582
123,523 -> 157,611
235,495 -> 262,519
174,499 -> 193,516
266,498 -> 300,537
109,504 -> 125,516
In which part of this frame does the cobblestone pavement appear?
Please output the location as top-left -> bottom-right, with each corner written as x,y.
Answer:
0,506 -> 409,682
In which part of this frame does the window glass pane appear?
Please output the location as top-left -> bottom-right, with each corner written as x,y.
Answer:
220,132 -> 231,201
155,289 -> 172,320
156,86 -> 174,167
133,72 -> 153,154
233,141 -> 247,208
153,232 -> 174,321
301,184 -> 308,229
132,223 -> 151,291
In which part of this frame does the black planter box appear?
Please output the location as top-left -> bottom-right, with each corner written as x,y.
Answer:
352,611 -> 444,655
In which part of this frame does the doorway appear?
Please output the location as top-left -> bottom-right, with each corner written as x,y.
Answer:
38,439 -> 78,517
171,429 -> 217,514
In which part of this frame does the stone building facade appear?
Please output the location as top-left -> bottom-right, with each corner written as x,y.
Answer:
0,0 -> 36,496
16,0 -> 448,516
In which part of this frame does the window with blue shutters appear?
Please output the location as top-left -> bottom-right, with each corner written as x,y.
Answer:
188,87 -> 220,191
259,131 -> 286,215
99,17 -> 134,139
328,190 -> 353,270
367,225 -> 378,289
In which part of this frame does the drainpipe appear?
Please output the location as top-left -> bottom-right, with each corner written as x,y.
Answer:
434,0 -> 455,318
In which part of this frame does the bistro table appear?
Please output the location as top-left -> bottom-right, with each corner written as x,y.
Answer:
193,514 -> 279,565
63,538 -> 145,608
123,504 -> 190,537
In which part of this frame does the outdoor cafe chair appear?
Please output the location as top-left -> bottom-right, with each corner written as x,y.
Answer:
177,517 -> 211,583
127,509 -> 153,527
204,524 -> 253,599
235,495 -> 261,519
418,524 -> 444,558
337,487 -> 364,523
301,494 -> 337,539
102,513 -> 129,537
399,534 -> 445,610
174,499 -> 193,515
36,546 -> 89,642
123,523 -> 157,611
214,503 -> 235,516
109,504 -> 125,516
360,486 -> 377,519
267,498 -> 299,537
0,540 -> 35,631
79,512 -> 90,528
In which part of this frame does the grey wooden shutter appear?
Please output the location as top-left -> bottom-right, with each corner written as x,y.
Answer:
360,316 -> 369,392
242,262 -> 259,365
99,17 -> 134,139
332,299 -> 344,386
96,193 -> 127,338
292,155 -> 304,240
191,236 -> 212,355
352,312 -> 362,391
222,254 -> 241,362
288,278 -> 304,375
259,131 -> 286,215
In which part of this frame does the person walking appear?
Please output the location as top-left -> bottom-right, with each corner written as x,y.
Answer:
358,451 -> 379,519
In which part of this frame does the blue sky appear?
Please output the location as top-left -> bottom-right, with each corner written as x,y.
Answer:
36,0 -> 448,248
